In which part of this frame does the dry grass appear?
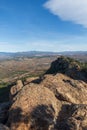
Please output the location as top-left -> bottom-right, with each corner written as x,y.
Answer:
0,56 -> 57,83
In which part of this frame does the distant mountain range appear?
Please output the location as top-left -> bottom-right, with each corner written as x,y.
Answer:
0,51 -> 87,60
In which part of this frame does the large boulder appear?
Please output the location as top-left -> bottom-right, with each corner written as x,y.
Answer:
8,84 -> 61,130
46,56 -> 87,82
6,57 -> 87,130
25,77 -> 40,85
56,104 -> 87,130
10,80 -> 23,100
41,73 -> 87,104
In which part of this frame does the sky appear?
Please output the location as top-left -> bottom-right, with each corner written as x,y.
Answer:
0,0 -> 87,52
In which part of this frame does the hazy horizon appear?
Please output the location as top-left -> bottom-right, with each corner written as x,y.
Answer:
0,0 -> 87,52
0,50 -> 87,53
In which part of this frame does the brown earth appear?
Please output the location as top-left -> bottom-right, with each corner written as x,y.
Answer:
0,56 -> 57,83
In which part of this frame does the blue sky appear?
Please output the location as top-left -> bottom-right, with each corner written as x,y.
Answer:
0,0 -> 87,52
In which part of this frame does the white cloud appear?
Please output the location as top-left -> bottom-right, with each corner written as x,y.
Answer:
44,0 -> 87,28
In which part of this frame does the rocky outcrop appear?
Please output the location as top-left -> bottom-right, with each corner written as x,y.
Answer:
41,73 -> 87,104
10,80 -> 23,100
56,104 -> 87,130
8,84 -> 61,130
1,56 -> 87,130
46,56 -> 87,82
7,72 -> 87,130
25,77 -> 40,85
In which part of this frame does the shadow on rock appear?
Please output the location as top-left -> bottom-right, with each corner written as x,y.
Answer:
55,104 -> 87,130
30,104 -> 55,130
7,107 -> 29,125
8,104 -> 56,130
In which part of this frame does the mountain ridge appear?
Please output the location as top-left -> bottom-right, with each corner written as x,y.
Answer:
0,51 -> 87,60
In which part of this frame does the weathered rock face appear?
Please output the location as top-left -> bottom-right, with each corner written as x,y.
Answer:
10,80 -> 23,100
8,84 -> 61,130
46,56 -> 87,82
71,105 -> 87,129
41,73 -> 87,104
56,104 -> 87,130
1,57 -> 87,130
0,124 -> 9,130
25,77 -> 40,85
7,73 -> 87,130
